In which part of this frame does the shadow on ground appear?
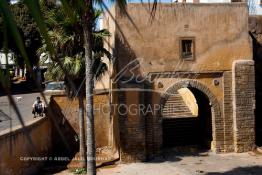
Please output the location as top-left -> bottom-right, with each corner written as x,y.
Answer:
37,98 -> 79,175
150,146 -> 211,163
0,79 -> 39,97
207,166 -> 262,175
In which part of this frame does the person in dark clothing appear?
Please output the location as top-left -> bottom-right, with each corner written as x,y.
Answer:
32,96 -> 46,117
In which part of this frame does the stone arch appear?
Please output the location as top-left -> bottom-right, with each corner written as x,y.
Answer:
159,79 -> 223,152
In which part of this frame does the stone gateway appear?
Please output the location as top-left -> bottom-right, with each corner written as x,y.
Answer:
101,3 -> 255,162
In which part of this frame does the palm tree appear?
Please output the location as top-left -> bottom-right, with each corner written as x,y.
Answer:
39,1 -> 111,169
0,1 -> 157,174
81,1 -> 129,174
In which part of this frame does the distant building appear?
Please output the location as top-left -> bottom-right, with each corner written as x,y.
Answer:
176,0 -> 262,15
248,0 -> 262,15
0,51 -> 15,69
177,0 -> 231,2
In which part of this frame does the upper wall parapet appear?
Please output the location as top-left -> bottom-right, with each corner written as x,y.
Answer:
104,3 -> 252,73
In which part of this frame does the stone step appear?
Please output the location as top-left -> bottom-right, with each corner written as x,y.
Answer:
162,92 -> 194,118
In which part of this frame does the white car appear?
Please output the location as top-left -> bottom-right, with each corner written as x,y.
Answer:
44,81 -> 66,102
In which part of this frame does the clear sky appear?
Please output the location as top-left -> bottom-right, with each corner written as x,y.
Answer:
10,0 -> 17,4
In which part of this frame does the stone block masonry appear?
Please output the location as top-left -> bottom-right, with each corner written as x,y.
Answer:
223,71 -> 234,152
232,60 -> 256,152
118,82 -> 146,162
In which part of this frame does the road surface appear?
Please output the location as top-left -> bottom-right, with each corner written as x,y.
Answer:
0,79 -> 44,132
0,92 -> 42,132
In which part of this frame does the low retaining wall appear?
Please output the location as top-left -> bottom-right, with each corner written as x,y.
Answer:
0,117 -> 51,175
50,93 -> 119,168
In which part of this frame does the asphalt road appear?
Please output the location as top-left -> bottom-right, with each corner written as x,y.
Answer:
0,78 -> 44,132
0,92 -> 43,132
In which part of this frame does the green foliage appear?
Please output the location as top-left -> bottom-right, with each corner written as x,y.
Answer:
0,1 -> 41,67
73,168 -> 87,174
0,1 -> 133,175
38,2 -> 111,95
44,55 -> 84,81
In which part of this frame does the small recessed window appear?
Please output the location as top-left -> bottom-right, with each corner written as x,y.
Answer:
180,38 -> 195,60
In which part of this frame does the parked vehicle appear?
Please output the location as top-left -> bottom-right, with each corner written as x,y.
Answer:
43,81 -> 66,102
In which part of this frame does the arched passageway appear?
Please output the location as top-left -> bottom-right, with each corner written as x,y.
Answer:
162,87 -> 212,149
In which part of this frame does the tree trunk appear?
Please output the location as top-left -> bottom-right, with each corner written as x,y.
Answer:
82,1 -> 96,174
78,91 -> 87,169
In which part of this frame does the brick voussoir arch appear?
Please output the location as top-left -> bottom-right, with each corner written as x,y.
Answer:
159,79 -> 223,152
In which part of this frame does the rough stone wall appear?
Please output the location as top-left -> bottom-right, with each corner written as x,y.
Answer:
146,73 -> 224,152
144,83 -> 155,159
158,79 -> 224,152
232,60 -> 255,152
118,82 -> 146,162
114,73 -> 238,159
223,71 -> 234,152
144,84 -> 162,159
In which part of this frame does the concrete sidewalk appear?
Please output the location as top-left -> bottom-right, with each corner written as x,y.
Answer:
41,149 -> 262,175
97,150 -> 262,175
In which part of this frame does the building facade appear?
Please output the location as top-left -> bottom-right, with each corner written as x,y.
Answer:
102,3 -> 256,162
248,0 -> 262,15
175,0 -> 262,15
0,51 -> 14,69
177,0 -> 231,3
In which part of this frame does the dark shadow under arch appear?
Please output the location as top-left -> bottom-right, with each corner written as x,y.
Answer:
159,80 -> 223,152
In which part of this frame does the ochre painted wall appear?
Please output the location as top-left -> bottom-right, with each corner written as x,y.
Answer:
105,3 -> 252,76
0,118 -> 51,175
101,3 -> 255,159
50,94 -> 118,167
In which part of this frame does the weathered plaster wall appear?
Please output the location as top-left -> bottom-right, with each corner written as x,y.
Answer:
103,3 -> 255,161
50,93 -> 118,167
108,3 -> 252,75
0,117 -> 51,175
